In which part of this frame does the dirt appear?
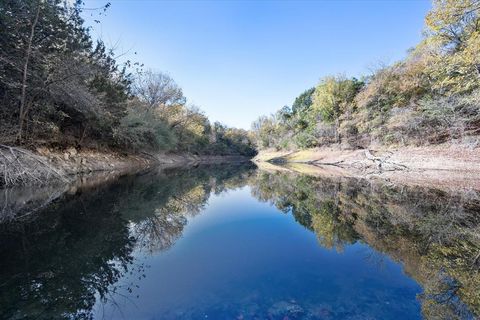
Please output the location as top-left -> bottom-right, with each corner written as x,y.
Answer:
0,147 -> 251,221
35,147 -> 154,176
253,143 -> 480,191
33,147 -> 250,177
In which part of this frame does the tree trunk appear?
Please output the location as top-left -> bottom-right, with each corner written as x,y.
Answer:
18,1 -> 41,142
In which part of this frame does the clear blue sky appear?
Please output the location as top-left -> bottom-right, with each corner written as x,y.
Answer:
83,0 -> 431,129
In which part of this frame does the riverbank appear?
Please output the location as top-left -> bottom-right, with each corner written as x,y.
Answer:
253,143 -> 480,191
0,145 -> 251,188
34,147 -> 250,175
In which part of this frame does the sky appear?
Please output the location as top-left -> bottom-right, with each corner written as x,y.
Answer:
83,0 -> 432,129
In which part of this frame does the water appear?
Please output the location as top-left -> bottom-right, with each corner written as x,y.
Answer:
0,164 -> 479,319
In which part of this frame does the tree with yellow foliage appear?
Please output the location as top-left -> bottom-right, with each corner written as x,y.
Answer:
425,0 -> 480,93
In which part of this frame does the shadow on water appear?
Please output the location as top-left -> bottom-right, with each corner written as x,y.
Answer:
0,163 -> 479,319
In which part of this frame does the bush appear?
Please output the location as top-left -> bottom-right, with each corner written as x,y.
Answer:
114,107 -> 177,152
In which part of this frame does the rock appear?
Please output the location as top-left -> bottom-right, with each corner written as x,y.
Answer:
268,301 -> 304,319
81,158 -> 86,165
63,153 -> 69,160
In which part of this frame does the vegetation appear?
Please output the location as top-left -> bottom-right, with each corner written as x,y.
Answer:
0,0 -> 255,156
252,0 -> 480,150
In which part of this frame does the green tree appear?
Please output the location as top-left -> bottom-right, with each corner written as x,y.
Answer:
312,75 -> 363,123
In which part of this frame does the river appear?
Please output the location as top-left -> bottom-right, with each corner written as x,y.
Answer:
0,163 -> 479,319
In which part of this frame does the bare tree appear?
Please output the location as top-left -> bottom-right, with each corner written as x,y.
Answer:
18,0 -> 41,141
133,70 -> 186,109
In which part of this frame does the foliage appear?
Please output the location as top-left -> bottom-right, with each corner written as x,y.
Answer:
423,0 -> 480,93
113,101 -> 178,152
0,0 -> 131,146
252,0 -> 480,151
0,0 -> 254,157
312,75 -> 363,123
292,87 -> 315,114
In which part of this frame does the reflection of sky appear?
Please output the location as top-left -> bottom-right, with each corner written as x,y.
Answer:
95,186 -> 422,320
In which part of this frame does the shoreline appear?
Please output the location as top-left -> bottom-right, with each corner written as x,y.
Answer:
0,145 -> 251,188
0,154 -> 254,223
253,143 -> 480,191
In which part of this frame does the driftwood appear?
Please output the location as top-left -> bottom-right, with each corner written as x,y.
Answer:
297,150 -> 408,174
363,149 -> 408,173
0,144 -> 68,187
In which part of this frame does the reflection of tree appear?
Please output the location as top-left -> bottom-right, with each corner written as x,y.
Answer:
0,185 -> 135,320
421,239 -> 480,319
310,200 -> 357,251
0,162 -> 256,319
133,186 -> 208,253
251,173 -> 358,251
250,170 -> 480,319
116,163 -> 255,254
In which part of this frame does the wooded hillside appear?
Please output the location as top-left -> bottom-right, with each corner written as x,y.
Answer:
0,0 -> 256,157
251,0 -> 480,151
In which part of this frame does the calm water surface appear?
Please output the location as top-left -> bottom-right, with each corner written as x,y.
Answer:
0,164 -> 478,319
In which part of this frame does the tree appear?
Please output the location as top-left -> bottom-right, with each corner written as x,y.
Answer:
312,75 -> 363,123
18,0 -> 41,141
424,0 -> 480,93
0,0 -> 129,146
425,0 -> 480,51
292,87 -> 315,114
133,70 -> 186,109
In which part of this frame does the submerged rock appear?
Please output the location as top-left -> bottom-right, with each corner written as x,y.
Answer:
268,301 -> 304,319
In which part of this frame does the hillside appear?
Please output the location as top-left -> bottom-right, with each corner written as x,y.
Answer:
251,0 -> 480,154
0,0 -> 256,186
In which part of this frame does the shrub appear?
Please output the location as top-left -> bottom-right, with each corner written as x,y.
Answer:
114,107 -> 177,152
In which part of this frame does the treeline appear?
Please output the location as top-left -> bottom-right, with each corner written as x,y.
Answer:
252,0 -> 480,150
0,0 -> 256,157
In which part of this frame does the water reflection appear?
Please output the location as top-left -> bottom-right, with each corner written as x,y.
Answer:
251,170 -> 480,319
0,164 -> 478,319
0,163 -> 255,319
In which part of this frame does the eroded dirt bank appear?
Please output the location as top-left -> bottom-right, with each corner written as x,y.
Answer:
0,149 -> 253,222
0,145 -> 251,188
35,147 -> 250,175
253,143 -> 480,191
